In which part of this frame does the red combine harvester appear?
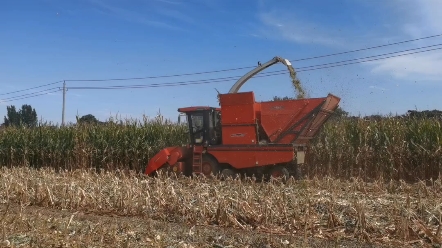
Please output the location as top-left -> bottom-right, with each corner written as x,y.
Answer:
144,56 -> 340,180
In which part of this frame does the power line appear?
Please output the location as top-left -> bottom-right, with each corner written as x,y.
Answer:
291,33 -> 442,62
3,38 -> 438,120
5,43 -> 441,98
67,44 -> 442,90
0,89 -> 61,103
297,45 -> 442,72
0,81 -> 63,96
0,87 -> 60,101
63,33 -> 442,83
264,42 -> 442,74
64,66 -> 255,82
67,70 -> 294,90
2,33 -> 442,97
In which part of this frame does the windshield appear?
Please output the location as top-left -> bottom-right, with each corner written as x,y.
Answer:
191,113 -> 204,133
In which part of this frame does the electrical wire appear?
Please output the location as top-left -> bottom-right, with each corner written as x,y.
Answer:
291,33 -> 442,62
0,81 -> 63,96
297,43 -> 442,70
67,45 -> 442,90
64,33 -> 442,83
0,87 -> 61,101
0,89 -> 61,103
3,33 -> 442,98
252,42 -> 442,75
3,42 -> 436,101
296,46 -> 442,72
64,66 -> 255,82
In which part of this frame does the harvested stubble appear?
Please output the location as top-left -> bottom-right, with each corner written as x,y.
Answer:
0,166 -> 441,247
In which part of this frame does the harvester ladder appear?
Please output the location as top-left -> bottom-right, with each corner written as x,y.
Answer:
192,146 -> 203,174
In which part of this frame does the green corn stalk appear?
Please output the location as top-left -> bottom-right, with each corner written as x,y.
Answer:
0,114 -> 439,182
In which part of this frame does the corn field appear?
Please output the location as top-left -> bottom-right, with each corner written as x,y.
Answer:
306,116 -> 442,182
0,117 -> 188,172
0,115 -> 440,182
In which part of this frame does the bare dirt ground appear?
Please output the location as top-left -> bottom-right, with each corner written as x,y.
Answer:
2,203 -> 388,248
0,167 -> 441,247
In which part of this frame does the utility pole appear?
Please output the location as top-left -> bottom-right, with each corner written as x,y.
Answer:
62,81 -> 66,126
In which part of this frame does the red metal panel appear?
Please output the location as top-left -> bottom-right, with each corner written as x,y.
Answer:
144,146 -> 189,175
219,91 -> 255,105
221,125 -> 257,145
260,98 -> 327,143
295,94 -> 341,145
208,146 -> 294,169
219,92 -> 256,125
254,102 -> 261,120
221,105 -> 256,125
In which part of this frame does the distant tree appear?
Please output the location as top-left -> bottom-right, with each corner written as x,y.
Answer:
364,114 -> 384,121
20,104 -> 38,127
77,114 -> 100,125
4,105 -> 20,127
406,109 -> 442,119
3,104 -> 38,127
331,106 -> 349,120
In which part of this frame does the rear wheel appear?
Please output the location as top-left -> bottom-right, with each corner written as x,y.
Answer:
292,163 -> 302,180
286,161 -> 302,180
220,168 -> 238,180
201,155 -> 221,177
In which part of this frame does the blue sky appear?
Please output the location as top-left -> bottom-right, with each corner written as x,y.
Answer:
1,0 -> 441,124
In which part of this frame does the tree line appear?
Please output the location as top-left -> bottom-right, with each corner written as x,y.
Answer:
1,104 -> 103,128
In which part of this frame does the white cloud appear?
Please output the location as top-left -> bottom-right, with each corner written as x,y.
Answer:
255,1 -> 442,81
367,0 -> 442,81
368,52 -> 442,80
155,8 -> 194,24
88,0 -> 187,31
399,0 -> 442,38
257,11 -> 348,48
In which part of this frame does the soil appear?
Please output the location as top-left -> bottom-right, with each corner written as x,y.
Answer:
0,203 -> 391,248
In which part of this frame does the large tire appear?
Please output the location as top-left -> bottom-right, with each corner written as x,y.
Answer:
269,165 -> 290,182
292,163 -> 302,180
220,168 -> 238,180
201,155 -> 221,178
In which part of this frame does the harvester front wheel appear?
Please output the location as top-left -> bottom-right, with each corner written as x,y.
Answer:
269,165 -> 290,181
201,155 -> 221,178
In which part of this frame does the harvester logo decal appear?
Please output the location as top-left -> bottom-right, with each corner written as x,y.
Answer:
272,106 -> 284,110
230,133 -> 246,137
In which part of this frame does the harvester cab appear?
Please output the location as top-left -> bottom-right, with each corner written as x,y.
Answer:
177,106 -> 222,146
144,56 -> 341,180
